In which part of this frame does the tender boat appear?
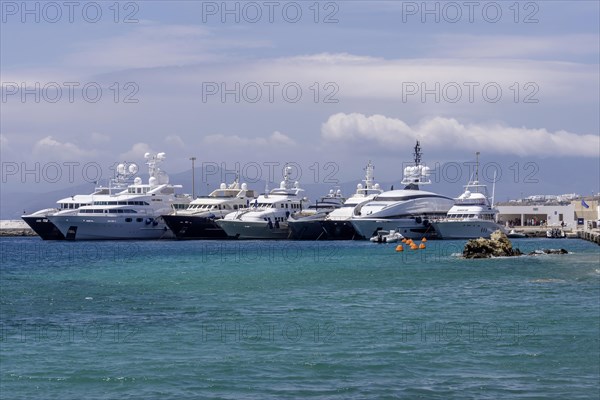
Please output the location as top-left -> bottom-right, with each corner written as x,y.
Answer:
369,229 -> 404,243
546,228 -> 566,238
320,161 -> 383,240
507,230 -> 527,239
216,166 -> 308,239
162,178 -> 256,239
350,142 -> 454,240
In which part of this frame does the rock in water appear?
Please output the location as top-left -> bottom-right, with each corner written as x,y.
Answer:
528,249 -> 569,255
463,230 -> 523,259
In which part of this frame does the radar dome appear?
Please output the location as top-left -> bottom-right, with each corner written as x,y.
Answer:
144,152 -> 151,159
374,183 -> 381,190
149,176 -> 158,186
294,181 -> 300,188
241,183 -> 248,190
220,183 -> 226,189
128,164 -> 138,174
464,190 -> 471,198
357,183 -> 363,189
117,164 -> 125,174
157,152 -> 166,160
280,180 -> 286,189
134,177 -> 142,185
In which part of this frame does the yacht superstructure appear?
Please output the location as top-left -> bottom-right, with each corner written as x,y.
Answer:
320,161 -> 383,240
49,153 -> 190,240
163,179 -> 256,239
288,189 -> 345,240
215,166 -> 307,239
430,152 -> 503,239
350,142 -> 454,239
21,168 -> 135,240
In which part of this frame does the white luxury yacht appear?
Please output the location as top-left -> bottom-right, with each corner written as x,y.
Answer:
320,161 -> 383,240
49,152 -> 190,240
21,167 -> 135,240
350,142 -> 454,240
287,188 -> 346,240
215,166 -> 308,239
430,152 -> 503,239
162,178 -> 256,239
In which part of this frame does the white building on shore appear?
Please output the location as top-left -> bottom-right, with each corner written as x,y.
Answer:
496,196 -> 600,229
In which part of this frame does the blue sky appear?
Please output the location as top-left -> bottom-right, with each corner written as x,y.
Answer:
1,1 -> 599,199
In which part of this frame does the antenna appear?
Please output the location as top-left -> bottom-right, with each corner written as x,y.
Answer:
475,151 -> 480,182
413,141 -> 422,165
491,170 -> 497,208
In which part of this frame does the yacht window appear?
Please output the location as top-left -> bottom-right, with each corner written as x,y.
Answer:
125,218 -> 132,222
137,218 -> 143,222
233,205 -> 238,210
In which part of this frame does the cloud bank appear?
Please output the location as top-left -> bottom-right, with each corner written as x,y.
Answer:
321,113 -> 600,157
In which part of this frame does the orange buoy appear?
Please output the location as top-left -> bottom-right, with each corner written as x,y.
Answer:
410,244 -> 418,250
421,237 -> 427,242
395,245 -> 403,252
419,243 -> 426,249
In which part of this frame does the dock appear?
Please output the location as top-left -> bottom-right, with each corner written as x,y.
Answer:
507,226 -> 600,245
578,230 -> 600,245
0,220 -> 37,237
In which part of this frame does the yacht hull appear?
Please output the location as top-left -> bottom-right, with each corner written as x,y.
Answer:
216,219 -> 291,240
162,215 -> 229,239
21,216 -> 65,240
49,216 -> 174,240
350,218 -> 439,240
288,219 -> 328,240
431,221 -> 504,239
319,220 -> 361,240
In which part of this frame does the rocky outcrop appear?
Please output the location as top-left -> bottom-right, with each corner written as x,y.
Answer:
528,249 -> 569,255
463,230 -> 523,259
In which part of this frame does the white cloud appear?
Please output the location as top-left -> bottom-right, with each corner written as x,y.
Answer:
64,23 -> 271,70
203,131 -> 296,147
119,143 -> 153,161
165,135 -> 185,148
433,34 -> 600,59
321,113 -> 600,157
32,136 -> 96,160
91,132 -> 110,144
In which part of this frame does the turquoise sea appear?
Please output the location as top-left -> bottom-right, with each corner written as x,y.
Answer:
1,237 -> 599,399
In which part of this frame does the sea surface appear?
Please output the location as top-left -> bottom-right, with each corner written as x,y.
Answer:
1,237 -> 599,399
